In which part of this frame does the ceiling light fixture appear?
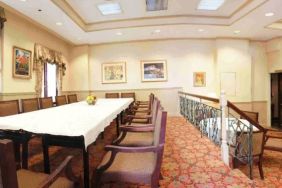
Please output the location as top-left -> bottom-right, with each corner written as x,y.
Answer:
154,29 -> 161,33
265,12 -> 274,17
198,0 -> 225,11
97,3 -> 122,15
234,30 -> 241,34
116,32 -> 123,36
198,29 -> 204,32
56,22 -> 63,26
19,0 -> 27,2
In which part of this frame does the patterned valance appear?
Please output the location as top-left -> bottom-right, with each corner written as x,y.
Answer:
34,43 -> 66,75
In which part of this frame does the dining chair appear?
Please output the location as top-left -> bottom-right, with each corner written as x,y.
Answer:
93,108 -> 167,188
0,139 -> 79,188
67,94 -> 78,104
120,92 -> 136,123
0,100 -> 31,169
113,99 -> 160,147
21,98 -> 39,112
121,92 -> 135,101
56,95 -> 67,106
105,93 -> 119,98
39,97 -> 53,109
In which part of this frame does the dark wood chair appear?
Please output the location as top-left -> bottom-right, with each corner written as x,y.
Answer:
232,110 -> 264,179
105,93 -> 119,98
113,100 -> 160,147
0,139 -> 79,188
67,94 -> 78,104
0,100 -> 31,169
56,95 -> 67,106
93,108 -> 167,188
120,92 -> 136,123
121,92 -> 135,101
39,97 -> 53,109
21,98 -> 39,112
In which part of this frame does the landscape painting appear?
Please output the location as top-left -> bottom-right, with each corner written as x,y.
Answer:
141,60 -> 167,82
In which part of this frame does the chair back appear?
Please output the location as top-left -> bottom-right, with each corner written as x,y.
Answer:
240,131 -> 264,156
0,100 -> 20,117
121,92 -> 135,101
240,111 -> 259,123
39,97 -> 53,109
151,98 -> 160,124
56,95 -> 67,106
67,94 -> 78,104
0,139 -> 19,188
21,98 -> 39,113
105,93 -> 119,98
153,108 -> 167,147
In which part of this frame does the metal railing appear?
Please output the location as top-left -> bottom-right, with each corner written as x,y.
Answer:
179,91 -> 265,179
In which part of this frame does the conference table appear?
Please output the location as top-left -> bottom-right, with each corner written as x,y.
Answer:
0,98 -> 133,188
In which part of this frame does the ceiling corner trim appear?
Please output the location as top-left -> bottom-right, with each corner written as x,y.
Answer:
51,0 -> 86,31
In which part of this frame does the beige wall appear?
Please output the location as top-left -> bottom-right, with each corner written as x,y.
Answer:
0,10 -> 71,100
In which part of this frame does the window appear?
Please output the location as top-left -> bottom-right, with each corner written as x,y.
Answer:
42,63 -> 57,101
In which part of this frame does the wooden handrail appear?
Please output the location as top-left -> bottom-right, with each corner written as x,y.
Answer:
178,91 -> 219,103
178,91 -> 266,132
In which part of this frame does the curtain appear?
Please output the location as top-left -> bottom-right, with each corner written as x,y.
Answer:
33,44 -> 66,97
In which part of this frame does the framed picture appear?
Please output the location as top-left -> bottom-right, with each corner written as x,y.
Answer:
12,46 -> 32,79
141,60 -> 167,82
102,62 -> 126,84
193,72 -> 206,87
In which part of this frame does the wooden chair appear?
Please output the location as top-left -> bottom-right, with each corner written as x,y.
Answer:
120,92 -> 136,123
113,100 -> 160,147
233,110 -> 264,179
121,92 -> 135,101
105,93 -> 119,98
93,108 -> 167,188
0,100 -> 31,169
56,95 -> 67,106
39,97 -> 53,109
67,94 -> 78,104
21,98 -> 39,113
0,139 -> 79,188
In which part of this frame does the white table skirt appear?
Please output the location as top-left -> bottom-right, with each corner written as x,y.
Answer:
0,98 -> 133,148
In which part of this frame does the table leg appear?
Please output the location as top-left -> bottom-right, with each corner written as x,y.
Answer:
22,141 -> 28,169
116,115 -> 120,136
83,148 -> 89,188
42,137 -> 50,173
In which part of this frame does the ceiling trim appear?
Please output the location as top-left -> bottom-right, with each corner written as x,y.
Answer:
51,0 -> 268,32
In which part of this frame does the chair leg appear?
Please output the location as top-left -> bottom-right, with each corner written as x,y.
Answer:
22,141 -> 29,169
258,157 -> 264,179
92,171 -> 102,188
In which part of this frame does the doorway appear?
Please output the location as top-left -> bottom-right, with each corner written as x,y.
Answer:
271,73 -> 282,128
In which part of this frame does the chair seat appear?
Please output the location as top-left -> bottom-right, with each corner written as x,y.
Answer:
98,152 -> 156,184
119,132 -> 153,146
17,169 -> 74,188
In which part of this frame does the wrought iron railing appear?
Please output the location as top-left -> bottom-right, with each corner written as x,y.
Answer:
179,91 -> 265,179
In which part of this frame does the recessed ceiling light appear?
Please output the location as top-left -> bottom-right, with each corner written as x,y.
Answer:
265,12 -> 274,17
198,29 -> 204,32
198,0 -> 225,11
97,3 -> 122,15
116,32 -> 123,36
154,29 -> 161,33
234,30 -> 241,34
19,0 -> 27,2
37,9 -> 42,12
56,22 -> 63,26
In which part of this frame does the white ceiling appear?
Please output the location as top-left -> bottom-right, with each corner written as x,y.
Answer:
0,0 -> 282,45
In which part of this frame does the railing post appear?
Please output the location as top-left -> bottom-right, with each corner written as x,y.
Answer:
220,90 -> 229,166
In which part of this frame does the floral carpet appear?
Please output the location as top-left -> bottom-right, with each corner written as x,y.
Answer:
27,117 -> 282,187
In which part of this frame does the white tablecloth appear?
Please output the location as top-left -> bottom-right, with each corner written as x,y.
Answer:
0,98 -> 133,148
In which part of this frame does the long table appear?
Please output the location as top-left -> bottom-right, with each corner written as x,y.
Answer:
0,98 -> 133,188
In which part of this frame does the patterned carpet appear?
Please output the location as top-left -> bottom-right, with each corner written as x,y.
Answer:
27,117 -> 282,187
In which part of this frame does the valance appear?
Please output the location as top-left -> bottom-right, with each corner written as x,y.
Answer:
34,43 -> 66,75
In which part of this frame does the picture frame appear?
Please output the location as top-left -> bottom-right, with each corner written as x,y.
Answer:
12,46 -> 32,79
141,60 -> 167,82
102,62 -> 126,84
193,72 -> 206,87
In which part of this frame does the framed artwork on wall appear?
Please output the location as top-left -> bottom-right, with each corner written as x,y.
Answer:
12,46 -> 32,79
141,60 -> 167,82
193,72 -> 206,87
102,62 -> 126,84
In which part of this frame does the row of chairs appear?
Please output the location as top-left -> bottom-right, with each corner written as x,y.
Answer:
93,94 -> 167,187
105,92 -> 135,100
